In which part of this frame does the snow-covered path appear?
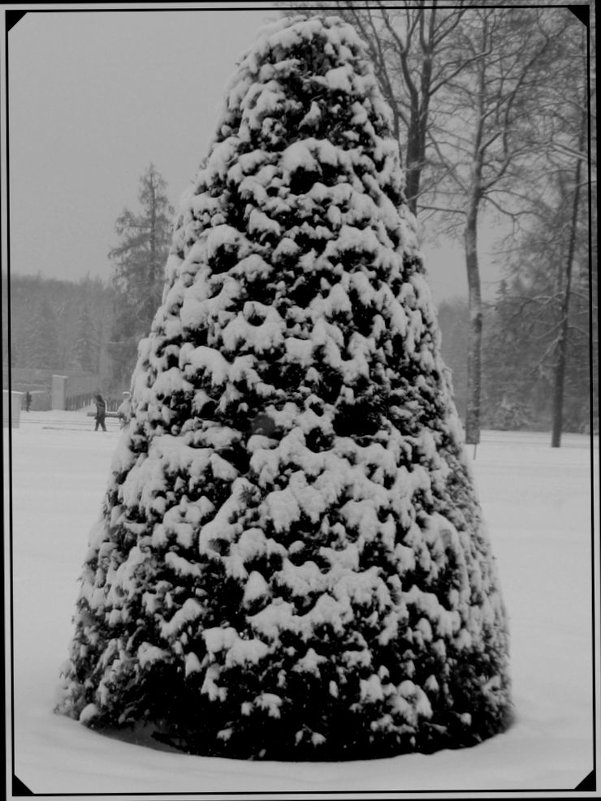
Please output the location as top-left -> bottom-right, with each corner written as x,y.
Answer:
5,413 -> 598,798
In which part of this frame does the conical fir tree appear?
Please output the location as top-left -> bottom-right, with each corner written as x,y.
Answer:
57,15 -> 511,760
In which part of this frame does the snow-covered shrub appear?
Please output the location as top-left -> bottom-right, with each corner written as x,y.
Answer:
57,14 -> 511,760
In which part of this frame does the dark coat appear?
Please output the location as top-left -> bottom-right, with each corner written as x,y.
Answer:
94,397 -> 106,420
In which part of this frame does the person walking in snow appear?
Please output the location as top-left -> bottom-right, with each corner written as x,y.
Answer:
24,391 -> 32,412
93,393 -> 107,432
117,391 -> 131,429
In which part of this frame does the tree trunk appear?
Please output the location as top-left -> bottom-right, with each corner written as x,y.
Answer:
464,195 -> 482,446
550,122 -> 584,447
462,18 -> 487,449
405,118 -> 422,215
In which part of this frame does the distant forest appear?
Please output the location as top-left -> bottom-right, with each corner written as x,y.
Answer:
3,271 -> 594,434
439,296 -> 593,435
4,273 -> 117,388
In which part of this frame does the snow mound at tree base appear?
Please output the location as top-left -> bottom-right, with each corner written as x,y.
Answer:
74,709 -> 514,762
58,661 -> 513,761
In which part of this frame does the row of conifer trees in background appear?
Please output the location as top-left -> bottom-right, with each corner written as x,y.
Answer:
4,158 -> 593,433
5,274 -> 113,378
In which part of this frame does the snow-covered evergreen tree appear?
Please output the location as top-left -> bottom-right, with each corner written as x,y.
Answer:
57,15 -> 511,760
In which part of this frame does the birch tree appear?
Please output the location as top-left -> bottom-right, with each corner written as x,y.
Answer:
479,12 -> 592,442
482,71 -> 591,438
549,105 -> 588,446
426,6 -> 574,444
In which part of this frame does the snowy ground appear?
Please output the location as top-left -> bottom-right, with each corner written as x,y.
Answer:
5,411 -> 599,799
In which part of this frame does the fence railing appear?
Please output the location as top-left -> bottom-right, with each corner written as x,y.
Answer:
65,394 -> 123,412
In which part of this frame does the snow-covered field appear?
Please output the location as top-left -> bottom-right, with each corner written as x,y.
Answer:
5,411 -> 599,799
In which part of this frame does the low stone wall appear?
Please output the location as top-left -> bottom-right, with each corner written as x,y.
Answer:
27,391 -> 51,411
6,369 -> 103,411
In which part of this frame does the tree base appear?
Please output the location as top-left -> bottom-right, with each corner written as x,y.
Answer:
71,704 -> 514,762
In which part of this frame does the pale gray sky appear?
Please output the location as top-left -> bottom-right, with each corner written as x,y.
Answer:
6,7 -> 499,302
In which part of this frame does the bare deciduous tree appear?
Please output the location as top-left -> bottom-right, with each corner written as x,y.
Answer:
426,6 -> 577,443
282,4 -> 591,445
282,1 -> 469,214
337,1 -> 469,214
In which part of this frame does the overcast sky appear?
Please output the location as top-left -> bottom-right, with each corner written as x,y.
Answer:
6,6 -> 500,303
